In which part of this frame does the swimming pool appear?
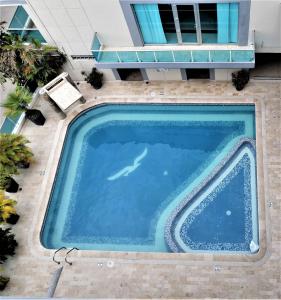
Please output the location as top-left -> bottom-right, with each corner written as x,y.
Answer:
41,104 -> 258,253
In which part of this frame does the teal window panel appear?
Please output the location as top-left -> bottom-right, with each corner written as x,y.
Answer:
99,52 -> 119,63
8,30 -> 23,36
133,4 -> 167,44
156,51 -> 173,62
174,51 -> 192,62
217,3 -> 239,44
137,51 -> 156,62
23,30 -> 46,43
9,6 -> 28,28
192,51 -> 210,62
231,50 -> 254,62
118,51 -> 138,62
210,50 -> 230,62
0,115 -> 20,133
91,34 -> 101,60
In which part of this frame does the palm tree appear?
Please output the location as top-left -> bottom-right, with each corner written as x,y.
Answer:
0,134 -> 34,169
2,86 -> 46,125
0,26 -> 66,89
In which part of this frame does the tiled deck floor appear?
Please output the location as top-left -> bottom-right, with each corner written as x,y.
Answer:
3,80 -> 281,298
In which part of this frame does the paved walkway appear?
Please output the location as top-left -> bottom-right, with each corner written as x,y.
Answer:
2,80 -> 281,298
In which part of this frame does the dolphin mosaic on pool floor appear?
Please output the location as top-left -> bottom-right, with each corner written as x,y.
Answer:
165,138 -> 258,253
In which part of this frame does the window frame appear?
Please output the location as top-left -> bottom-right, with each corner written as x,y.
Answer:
120,0 -> 250,47
8,5 -> 46,44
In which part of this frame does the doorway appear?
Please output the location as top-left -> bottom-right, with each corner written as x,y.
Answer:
185,69 -> 210,79
117,69 -> 144,81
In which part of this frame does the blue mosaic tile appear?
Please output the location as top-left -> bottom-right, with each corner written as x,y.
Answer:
165,138 -> 258,253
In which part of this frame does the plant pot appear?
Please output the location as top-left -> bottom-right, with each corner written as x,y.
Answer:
26,80 -> 38,93
25,109 -> 46,126
16,161 -> 30,169
232,70 -> 250,91
0,276 -> 9,291
6,213 -> 20,225
5,177 -> 19,193
93,79 -> 103,90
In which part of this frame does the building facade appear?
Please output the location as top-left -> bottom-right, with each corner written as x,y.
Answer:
0,0 -> 280,81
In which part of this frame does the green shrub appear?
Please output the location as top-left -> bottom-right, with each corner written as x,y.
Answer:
0,228 -> 18,264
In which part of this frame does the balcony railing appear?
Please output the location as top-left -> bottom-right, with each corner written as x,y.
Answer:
91,33 -> 255,66
92,49 -> 254,63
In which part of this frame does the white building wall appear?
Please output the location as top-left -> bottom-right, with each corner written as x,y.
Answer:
146,69 -> 182,81
24,0 -> 133,80
26,0 -> 133,50
0,6 -> 17,28
24,0 -> 281,55
250,0 -> 281,53
214,69 -> 240,81
3,0 -> 280,81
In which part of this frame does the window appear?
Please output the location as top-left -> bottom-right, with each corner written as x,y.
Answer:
158,4 -> 177,44
133,4 -> 167,44
8,6 -> 46,43
199,4 -> 218,43
133,2 -> 239,45
177,5 -> 197,43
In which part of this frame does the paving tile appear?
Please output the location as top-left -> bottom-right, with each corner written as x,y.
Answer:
2,80 -> 280,298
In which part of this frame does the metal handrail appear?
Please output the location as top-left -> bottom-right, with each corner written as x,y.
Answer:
65,247 -> 79,266
52,247 -> 66,265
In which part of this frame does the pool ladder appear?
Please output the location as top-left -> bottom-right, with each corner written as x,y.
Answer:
52,246 -> 79,265
48,247 -> 79,298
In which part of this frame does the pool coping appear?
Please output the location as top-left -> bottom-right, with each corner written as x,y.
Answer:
30,96 -> 269,267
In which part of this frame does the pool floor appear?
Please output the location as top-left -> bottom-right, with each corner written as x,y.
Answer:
41,104 -> 258,253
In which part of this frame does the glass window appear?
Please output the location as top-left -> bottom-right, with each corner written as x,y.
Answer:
158,4 -> 177,44
133,4 -> 167,44
177,5 -> 197,43
199,4 -> 218,44
8,6 -> 46,43
217,3 -> 239,43
133,2 -> 239,45
9,6 -> 28,28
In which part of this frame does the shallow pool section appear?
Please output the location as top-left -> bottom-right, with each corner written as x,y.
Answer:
41,104 -> 258,253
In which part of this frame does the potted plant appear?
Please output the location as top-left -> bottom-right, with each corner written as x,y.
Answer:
2,86 -> 46,126
82,68 -> 103,89
0,166 -> 19,193
232,69 -> 250,91
0,191 -> 19,225
0,227 -> 18,264
0,275 -> 9,291
0,134 -> 34,169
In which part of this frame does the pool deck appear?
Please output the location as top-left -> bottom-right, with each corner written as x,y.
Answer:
3,80 -> 281,298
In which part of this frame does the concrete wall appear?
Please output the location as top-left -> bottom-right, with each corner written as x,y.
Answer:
214,69 -> 240,81
250,0 -> 281,53
23,0 -> 281,55
25,0 -> 133,80
0,6 -> 17,28
3,0 -> 280,81
26,0 -> 133,50
146,69 -> 182,81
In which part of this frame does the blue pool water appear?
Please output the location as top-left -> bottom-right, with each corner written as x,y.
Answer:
41,104 -> 258,253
